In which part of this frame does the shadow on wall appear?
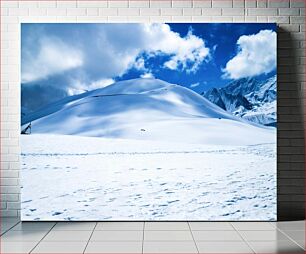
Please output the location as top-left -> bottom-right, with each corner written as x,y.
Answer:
277,26 -> 305,221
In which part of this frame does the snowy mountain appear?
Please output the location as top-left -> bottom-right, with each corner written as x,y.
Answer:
21,78 -> 275,145
202,75 -> 277,127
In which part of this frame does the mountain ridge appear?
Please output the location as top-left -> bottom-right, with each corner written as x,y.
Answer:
202,75 -> 276,126
21,78 -> 275,146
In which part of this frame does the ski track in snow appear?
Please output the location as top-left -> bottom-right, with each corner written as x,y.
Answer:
21,134 -> 276,221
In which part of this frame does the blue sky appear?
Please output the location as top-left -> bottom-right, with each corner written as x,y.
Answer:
21,23 -> 276,111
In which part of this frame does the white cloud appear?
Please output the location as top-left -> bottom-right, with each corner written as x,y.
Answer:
21,37 -> 83,83
190,82 -> 200,88
92,24 -> 210,77
67,78 -> 115,95
140,72 -> 155,79
88,78 -> 115,89
222,30 -> 276,79
145,25 -> 210,73
22,24 -> 210,94
134,57 -> 146,71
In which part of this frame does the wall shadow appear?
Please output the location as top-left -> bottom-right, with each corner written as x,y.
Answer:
277,27 -> 305,221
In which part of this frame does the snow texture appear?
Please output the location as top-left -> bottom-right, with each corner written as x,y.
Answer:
21,78 -> 276,221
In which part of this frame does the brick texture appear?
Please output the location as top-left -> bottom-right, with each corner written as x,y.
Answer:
0,0 -> 305,220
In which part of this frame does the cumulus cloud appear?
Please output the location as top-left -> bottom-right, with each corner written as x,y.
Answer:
222,30 -> 276,79
134,57 -> 146,71
140,73 -> 155,79
21,37 -> 83,83
145,25 -> 210,73
22,24 -> 210,86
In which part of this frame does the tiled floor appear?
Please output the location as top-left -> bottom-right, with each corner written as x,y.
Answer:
0,218 -> 304,253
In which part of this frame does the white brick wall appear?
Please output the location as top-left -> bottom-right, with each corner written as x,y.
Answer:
0,0 -> 305,219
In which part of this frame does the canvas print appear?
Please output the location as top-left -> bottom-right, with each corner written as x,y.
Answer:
21,23 -> 277,221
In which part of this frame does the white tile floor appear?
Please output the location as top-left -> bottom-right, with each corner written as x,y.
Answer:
0,218 -> 304,253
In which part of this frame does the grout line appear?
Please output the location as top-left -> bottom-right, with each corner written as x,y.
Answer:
142,221 -> 145,254
0,220 -> 20,236
229,222 -> 256,254
187,221 -> 200,254
276,227 -> 305,251
268,221 -> 277,229
228,221 -> 236,230
83,222 -> 97,254
29,222 -> 57,254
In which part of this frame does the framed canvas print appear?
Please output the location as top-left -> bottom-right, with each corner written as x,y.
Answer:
21,23 -> 277,221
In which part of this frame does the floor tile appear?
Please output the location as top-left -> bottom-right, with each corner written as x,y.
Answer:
1,221 -> 21,233
1,218 -> 20,224
85,241 -> 142,253
274,221 -> 305,231
144,230 -> 193,241
248,240 -> 304,253
42,230 -> 92,242
96,222 -> 143,231
192,230 -> 243,241
1,241 -> 37,253
0,230 -> 47,242
1,221 -> 20,229
197,241 -> 253,253
189,222 -> 234,231
90,230 -> 143,241
232,222 -> 275,231
283,230 -> 305,241
11,222 -> 55,231
282,230 -> 305,249
295,240 -> 305,250
239,230 -> 290,241
143,241 -> 198,253
32,241 -> 87,253
145,222 -> 189,231
1,229 -> 8,235
52,222 -> 96,231
1,226 -> 16,235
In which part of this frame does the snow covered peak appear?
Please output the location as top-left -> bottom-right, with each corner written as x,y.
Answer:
23,77 -> 237,126
91,78 -> 174,96
222,77 -> 259,96
203,75 -> 277,126
21,77 -> 275,145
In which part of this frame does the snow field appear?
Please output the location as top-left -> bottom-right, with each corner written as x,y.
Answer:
21,134 -> 276,221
